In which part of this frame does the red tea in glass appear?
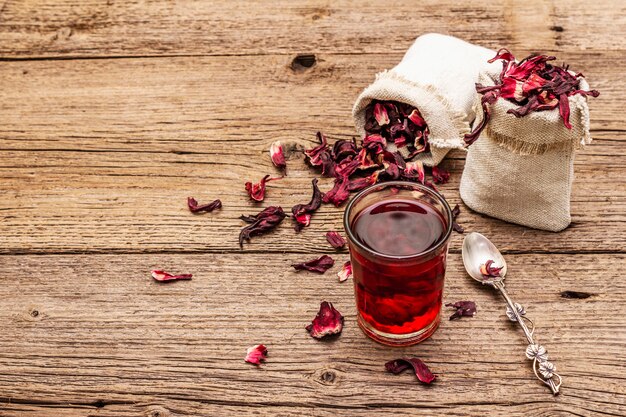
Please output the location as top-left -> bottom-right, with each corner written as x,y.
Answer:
344,181 -> 452,346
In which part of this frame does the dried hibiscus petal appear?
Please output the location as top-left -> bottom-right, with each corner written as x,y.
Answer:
269,141 -> 286,171
151,270 -> 192,282
322,175 -> 351,207
245,344 -> 268,365
292,255 -> 335,274
332,139 -> 358,161
445,300 -> 477,320
291,178 -> 323,232
325,231 -> 346,249
431,166 -> 450,185
305,301 -> 344,339
245,174 -> 280,202
407,108 -> 427,128
362,134 -> 387,155
239,206 -> 287,247
357,148 -> 378,170
337,261 -> 352,282
403,160 -> 425,184
451,204 -> 464,233
187,197 -> 222,213
480,259 -> 503,279
305,132 -> 335,177
334,156 -> 360,178
348,171 -> 380,192
374,102 -> 390,126
385,358 -> 436,384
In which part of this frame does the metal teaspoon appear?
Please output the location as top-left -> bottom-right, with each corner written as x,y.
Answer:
461,232 -> 562,395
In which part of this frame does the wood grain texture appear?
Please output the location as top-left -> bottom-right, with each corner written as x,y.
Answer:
0,254 -> 624,417
0,0 -> 624,58
0,54 -> 623,254
1,0 -> 625,415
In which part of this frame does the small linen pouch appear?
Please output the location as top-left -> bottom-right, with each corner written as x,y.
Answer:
460,70 -> 594,232
353,33 -> 499,166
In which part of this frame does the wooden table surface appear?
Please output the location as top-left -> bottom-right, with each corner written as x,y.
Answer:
1,1 -> 625,416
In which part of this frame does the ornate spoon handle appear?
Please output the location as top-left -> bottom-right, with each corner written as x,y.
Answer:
493,281 -> 562,395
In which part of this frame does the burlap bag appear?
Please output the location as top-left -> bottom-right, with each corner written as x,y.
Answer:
353,33 -> 500,166
460,70 -> 594,232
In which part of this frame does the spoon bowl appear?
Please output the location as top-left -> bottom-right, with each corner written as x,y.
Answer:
462,232 -> 507,283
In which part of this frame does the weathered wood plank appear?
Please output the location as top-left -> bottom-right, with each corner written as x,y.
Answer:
0,54 -> 623,254
0,0 -> 624,58
0,146 -> 624,254
0,253 -> 624,416
0,53 -> 621,140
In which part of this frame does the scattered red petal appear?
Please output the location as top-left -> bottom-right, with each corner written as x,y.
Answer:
480,259 -> 503,279
151,270 -> 193,282
322,175 -> 351,207
292,178 -> 323,231
431,166 -> 450,185
245,175 -> 280,202
451,204 -> 464,233
445,300 -> 477,320
348,171 -> 380,192
245,344 -> 268,365
292,255 -> 335,274
325,231 -> 346,249
239,206 -> 287,247
337,261 -> 352,282
305,301 -> 344,339
385,358 -> 436,384
269,141 -> 286,171
305,132 -> 335,177
187,197 -> 222,213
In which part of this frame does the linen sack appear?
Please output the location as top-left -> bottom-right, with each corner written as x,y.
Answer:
353,33 -> 500,166
460,70 -> 594,232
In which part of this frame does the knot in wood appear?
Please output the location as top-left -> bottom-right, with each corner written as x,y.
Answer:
291,54 -> 317,72
145,406 -> 171,417
320,370 -> 336,383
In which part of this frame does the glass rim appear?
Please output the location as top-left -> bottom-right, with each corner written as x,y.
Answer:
343,180 -> 453,261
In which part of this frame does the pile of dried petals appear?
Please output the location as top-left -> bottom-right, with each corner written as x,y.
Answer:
465,49 -> 600,145
305,128 -> 447,209
365,100 -> 430,157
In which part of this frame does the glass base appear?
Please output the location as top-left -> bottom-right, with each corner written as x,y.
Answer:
357,313 -> 440,346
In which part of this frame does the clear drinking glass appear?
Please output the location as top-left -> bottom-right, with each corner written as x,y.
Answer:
343,181 -> 453,346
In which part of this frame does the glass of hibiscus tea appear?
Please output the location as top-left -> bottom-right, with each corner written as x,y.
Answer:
343,181 -> 453,346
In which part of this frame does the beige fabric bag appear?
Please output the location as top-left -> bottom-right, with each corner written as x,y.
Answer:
460,70 -> 594,232
352,33 -> 500,166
